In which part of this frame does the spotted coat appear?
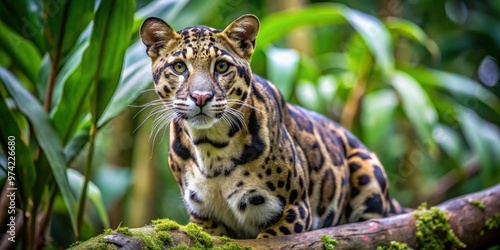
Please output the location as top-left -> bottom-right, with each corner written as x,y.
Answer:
140,14 -> 408,239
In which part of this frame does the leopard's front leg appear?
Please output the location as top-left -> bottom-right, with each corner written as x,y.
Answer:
189,214 -> 229,237
256,201 -> 312,239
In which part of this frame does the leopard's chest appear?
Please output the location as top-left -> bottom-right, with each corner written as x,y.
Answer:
183,168 -> 283,238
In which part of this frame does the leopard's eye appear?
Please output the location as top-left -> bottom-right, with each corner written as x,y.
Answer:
172,62 -> 187,74
215,61 -> 229,73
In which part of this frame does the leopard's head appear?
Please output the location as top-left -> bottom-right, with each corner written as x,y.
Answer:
140,15 -> 259,131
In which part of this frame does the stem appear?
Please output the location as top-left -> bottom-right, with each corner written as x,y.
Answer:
43,1 -> 71,112
35,181 -> 58,248
76,124 -> 96,237
0,184 -> 10,231
28,202 -> 37,250
0,185 -> 26,249
340,49 -> 371,130
43,53 -> 60,112
76,0 -> 116,236
0,210 -> 23,250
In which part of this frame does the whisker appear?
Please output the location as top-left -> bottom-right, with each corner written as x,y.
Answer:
226,99 -> 263,113
130,99 -> 174,120
133,106 -> 171,133
226,107 -> 246,125
149,115 -> 172,159
128,100 -> 167,108
223,114 -> 240,132
141,88 -> 157,94
133,103 -> 167,120
151,114 -> 172,148
149,112 -> 173,142
223,109 -> 246,133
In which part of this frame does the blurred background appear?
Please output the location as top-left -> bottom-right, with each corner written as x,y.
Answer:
0,0 -> 499,248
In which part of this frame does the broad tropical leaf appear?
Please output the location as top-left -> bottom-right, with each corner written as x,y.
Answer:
266,47 -> 299,100
391,71 -> 438,152
67,169 -> 110,228
361,89 -> 398,148
42,0 -> 94,61
91,0 -> 135,121
258,3 -> 393,72
0,20 -> 41,85
0,67 -> 78,233
0,94 -> 36,203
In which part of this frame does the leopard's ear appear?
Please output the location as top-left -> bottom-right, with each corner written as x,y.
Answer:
222,14 -> 260,59
140,17 -> 180,59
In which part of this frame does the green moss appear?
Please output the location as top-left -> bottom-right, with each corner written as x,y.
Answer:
485,213 -> 500,230
482,212 -> 500,234
157,231 -> 173,244
116,226 -> 132,236
376,241 -> 413,250
152,218 -> 180,231
213,242 -> 252,250
71,219 -> 255,250
95,238 -> 118,250
69,241 -> 83,248
414,203 -> 466,249
170,243 -> 190,250
218,235 -> 232,242
467,199 -> 486,210
184,222 -> 213,248
132,231 -> 163,250
212,237 -> 252,250
321,235 -> 338,250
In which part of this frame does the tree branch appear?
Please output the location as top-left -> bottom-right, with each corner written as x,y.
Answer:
71,184 -> 500,249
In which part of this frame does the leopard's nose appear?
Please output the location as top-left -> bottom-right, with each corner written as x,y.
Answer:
190,91 -> 214,107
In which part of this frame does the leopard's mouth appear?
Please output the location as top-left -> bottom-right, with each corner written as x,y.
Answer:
186,113 -> 217,129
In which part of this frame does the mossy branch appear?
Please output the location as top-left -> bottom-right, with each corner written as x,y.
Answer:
71,184 -> 500,250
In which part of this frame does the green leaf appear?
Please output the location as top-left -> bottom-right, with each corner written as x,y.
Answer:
0,0 -> 46,52
0,20 -> 41,84
94,166 -> 132,209
0,67 -> 78,233
257,4 -> 343,47
317,75 -> 338,104
0,94 -> 36,204
460,108 -> 500,187
344,33 -> 373,74
37,54 -> 51,105
50,28 -> 91,113
432,124 -> 464,163
133,0 -> 190,35
67,168 -> 110,228
317,52 -> 348,71
167,0 -> 224,29
91,0 -> 135,122
64,116 -> 91,163
401,65 -> 500,124
99,42 -> 152,127
50,27 -> 91,144
361,89 -> 398,148
266,47 -> 299,100
342,7 -> 393,72
295,80 -> 320,111
258,3 -> 393,72
385,17 -> 440,60
51,0 -> 135,144
42,0 -> 95,60
391,71 -> 438,150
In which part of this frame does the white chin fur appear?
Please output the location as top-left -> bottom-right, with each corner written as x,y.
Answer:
186,115 -> 217,129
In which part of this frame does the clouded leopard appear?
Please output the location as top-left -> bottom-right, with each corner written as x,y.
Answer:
140,14 -> 408,239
